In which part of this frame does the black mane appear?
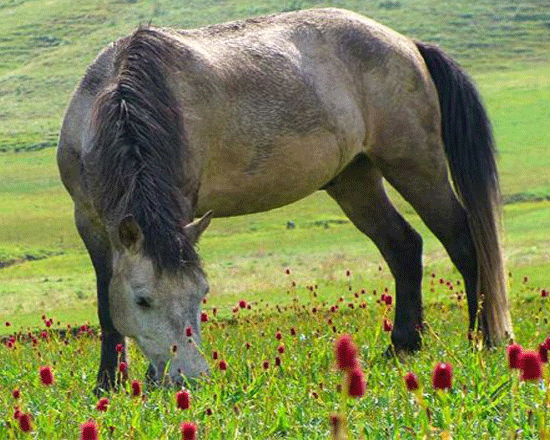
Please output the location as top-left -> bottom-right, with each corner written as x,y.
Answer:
85,27 -> 198,271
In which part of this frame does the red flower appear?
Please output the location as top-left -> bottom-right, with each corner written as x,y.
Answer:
80,420 -> 98,440
544,337 -> 550,350
278,345 -> 285,354
115,343 -> 123,353
96,397 -> 109,411
39,366 -> 54,386
176,390 -> 190,410
347,367 -> 366,397
5,321 -> 10,327
118,361 -> 128,373
285,268 -> 290,275
200,312 -> 208,322
245,342 -> 251,349
519,350 -> 542,381
18,412 -> 32,433
219,359 -> 228,371
383,295 -> 393,306
290,326 -> 296,336
539,343 -> 548,363
185,326 -> 193,337
507,344 -> 523,369
432,363 -> 453,390
335,334 -> 357,371
212,350 -> 218,360
541,289 -> 548,298
275,331 -> 282,340
239,300 -> 247,309
404,372 -> 419,391
383,319 -> 393,332
131,380 -> 141,396
263,360 -> 270,370
181,421 -> 197,440
14,406 -> 22,420
13,388 -> 20,399
275,356 -> 281,366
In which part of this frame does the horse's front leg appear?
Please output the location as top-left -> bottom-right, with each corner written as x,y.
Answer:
75,210 -> 124,394
93,283 -> 125,393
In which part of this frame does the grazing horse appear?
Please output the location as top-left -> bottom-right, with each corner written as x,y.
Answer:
57,7 -> 513,392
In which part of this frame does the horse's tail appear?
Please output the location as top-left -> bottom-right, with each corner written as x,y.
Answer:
415,41 -> 513,345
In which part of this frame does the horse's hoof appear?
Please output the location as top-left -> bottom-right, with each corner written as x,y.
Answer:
391,329 -> 422,354
93,383 -> 110,397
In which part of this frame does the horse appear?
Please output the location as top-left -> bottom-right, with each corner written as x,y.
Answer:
57,7 -> 513,392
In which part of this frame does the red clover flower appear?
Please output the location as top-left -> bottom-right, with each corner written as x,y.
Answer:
131,380 -> 142,396
80,420 -> 98,440
39,366 -> 54,386
507,344 -> 523,369
539,343 -> 548,363
432,362 -> 453,390
96,397 -> 109,411
518,350 -> 542,381
335,334 -> 357,371
181,421 -> 197,440
404,372 -> 419,391
176,390 -> 190,410
19,413 -> 32,433
347,366 -> 366,397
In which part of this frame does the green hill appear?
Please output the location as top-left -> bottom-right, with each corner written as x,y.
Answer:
1,0 -> 549,328
1,0 -> 549,152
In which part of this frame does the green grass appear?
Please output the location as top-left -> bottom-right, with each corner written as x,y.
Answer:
1,0 -> 550,438
1,276 -> 549,438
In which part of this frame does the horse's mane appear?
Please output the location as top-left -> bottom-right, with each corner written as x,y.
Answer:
85,27 -> 199,272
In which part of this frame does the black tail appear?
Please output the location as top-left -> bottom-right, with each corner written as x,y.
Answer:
415,41 -> 513,345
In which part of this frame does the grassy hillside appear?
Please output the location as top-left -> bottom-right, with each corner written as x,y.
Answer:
1,0 -> 550,152
1,0 -> 550,329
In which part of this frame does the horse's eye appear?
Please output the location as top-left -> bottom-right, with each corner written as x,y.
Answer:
136,296 -> 152,309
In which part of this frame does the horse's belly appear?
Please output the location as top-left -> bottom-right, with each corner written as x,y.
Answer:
196,131 -> 349,217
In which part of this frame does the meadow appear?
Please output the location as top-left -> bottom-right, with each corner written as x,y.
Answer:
1,0 -> 550,438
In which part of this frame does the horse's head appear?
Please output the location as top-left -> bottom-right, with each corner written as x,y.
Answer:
108,212 -> 213,385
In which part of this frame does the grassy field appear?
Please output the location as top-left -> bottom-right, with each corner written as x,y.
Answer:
1,0 -> 550,438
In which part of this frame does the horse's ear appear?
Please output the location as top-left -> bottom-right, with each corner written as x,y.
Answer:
184,211 -> 213,244
118,215 -> 144,253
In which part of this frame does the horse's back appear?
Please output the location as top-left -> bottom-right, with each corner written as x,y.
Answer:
172,9 -> 436,215
58,8 -> 438,215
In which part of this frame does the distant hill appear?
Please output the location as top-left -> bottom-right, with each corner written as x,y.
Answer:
0,0 -> 549,151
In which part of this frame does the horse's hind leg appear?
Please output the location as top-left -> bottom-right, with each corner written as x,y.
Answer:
325,154 -> 423,351
374,144 -> 479,335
